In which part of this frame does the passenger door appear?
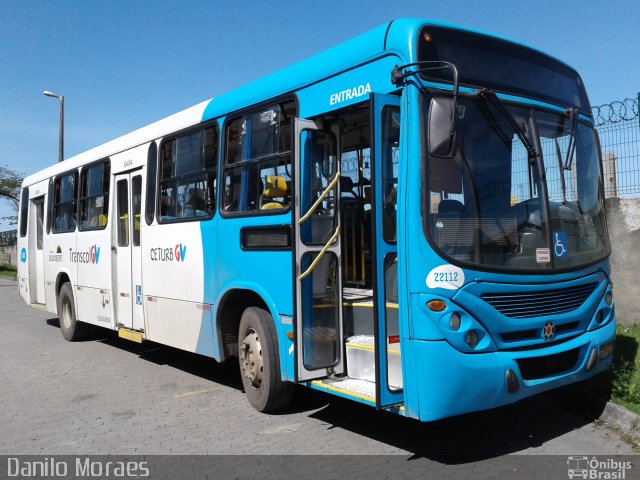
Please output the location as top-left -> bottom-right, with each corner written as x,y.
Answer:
28,197 -> 46,304
112,171 -> 144,332
294,119 -> 345,381
371,94 -> 404,407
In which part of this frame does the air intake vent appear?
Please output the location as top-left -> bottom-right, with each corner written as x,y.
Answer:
481,283 -> 597,319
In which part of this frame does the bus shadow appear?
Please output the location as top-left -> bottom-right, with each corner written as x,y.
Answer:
303,386 -> 605,462
45,318 -> 612,460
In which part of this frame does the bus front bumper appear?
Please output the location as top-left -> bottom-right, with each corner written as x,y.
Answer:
408,319 -> 615,422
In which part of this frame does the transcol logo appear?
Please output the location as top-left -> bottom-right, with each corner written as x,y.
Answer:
20,248 -> 27,263
69,245 -> 100,264
90,245 -> 101,264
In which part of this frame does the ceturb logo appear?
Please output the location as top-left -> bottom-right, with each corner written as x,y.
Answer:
175,243 -> 187,262
150,244 -> 187,263
69,245 -> 100,264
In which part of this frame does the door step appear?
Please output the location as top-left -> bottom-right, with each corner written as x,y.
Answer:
311,377 -> 377,405
118,327 -> 144,343
29,303 -> 46,311
346,335 -> 403,389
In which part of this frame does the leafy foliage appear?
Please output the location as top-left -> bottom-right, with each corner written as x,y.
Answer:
0,165 -> 23,225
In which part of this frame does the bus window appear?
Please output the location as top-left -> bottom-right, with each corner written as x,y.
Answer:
79,160 -> 110,230
132,175 -> 142,246
381,107 -> 400,243
36,200 -> 44,250
159,126 -> 217,222
19,187 -> 29,237
145,142 -> 157,225
223,100 -> 295,214
116,179 -> 129,246
53,171 -> 78,233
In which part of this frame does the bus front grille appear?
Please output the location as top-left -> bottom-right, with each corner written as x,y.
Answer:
516,347 -> 580,380
481,283 -> 598,319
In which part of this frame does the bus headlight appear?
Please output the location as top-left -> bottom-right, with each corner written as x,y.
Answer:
449,312 -> 461,331
465,330 -> 479,349
605,291 -> 613,306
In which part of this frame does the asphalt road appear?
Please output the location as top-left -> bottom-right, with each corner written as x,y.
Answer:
0,276 -> 636,479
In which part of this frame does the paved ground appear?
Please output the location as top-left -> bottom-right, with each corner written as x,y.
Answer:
0,277 -> 636,477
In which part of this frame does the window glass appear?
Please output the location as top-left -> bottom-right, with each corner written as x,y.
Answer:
159,126 -> 217,222
19,187 -> 29,237
146,142 -> 157,225
116,179 -> 129,247
381,107 -> 400,243
79,160 -> 110,230
223,100 -> 295,214
132,175 -> 142,246
46,180 -> 53,234
53,171 -> 77,233
36,201 -> 44,250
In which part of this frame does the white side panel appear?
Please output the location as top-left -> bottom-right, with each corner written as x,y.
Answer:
142,222 -> 204,303
76,226 -> 113,328
145,297 -> 214,356
76,286 -> 113,327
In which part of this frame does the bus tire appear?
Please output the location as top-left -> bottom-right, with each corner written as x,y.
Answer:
57,282 -> 90,342
238,306 -> 293,412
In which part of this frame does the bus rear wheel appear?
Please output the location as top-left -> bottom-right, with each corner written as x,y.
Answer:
57,282 -> 90,342
238,306 -> 293,412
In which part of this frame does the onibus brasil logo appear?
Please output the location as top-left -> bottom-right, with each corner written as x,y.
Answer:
567,456 -> 633,479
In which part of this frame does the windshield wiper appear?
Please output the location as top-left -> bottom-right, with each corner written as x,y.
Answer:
555,138 -> 568,203
563,107 -> 578,170
477,89 -> 538,161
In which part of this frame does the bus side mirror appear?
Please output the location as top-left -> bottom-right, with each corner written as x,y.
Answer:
428,97 -> 457,158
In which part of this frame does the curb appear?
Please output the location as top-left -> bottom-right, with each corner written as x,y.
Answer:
596,397 -> 640,444
558,385 -> 640,446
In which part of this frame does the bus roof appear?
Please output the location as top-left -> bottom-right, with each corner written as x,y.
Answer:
23,18 -> 576,187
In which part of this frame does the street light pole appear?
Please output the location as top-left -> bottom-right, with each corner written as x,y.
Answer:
43,90 -> 64,163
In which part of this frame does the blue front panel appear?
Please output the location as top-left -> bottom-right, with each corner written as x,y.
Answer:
399,83 -> 615,421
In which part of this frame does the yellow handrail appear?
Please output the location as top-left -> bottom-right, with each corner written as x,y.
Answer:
299,226 -> 341,281
298,172 -> 340,225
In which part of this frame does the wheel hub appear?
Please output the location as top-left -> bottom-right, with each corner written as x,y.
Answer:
241,330 -> 263,388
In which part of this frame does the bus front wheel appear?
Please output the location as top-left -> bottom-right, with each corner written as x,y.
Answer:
57,282 -> 90,342
238,306 -> 293,412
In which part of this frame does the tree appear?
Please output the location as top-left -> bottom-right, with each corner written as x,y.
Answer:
0,165 -> 23,225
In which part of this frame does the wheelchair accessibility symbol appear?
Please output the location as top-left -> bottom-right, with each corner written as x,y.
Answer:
554,232 -> 568,258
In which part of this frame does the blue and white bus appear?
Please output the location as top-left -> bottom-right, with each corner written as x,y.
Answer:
17,18 -> 615,421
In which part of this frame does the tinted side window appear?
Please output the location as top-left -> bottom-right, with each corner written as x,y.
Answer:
146,142 -> 157,225
159,126 -> 218,222
223,100 -> 295,214
19,187 -> 29,237
53,171 -> 78,233
46,179 -> 53,234
79,160 -> 110,231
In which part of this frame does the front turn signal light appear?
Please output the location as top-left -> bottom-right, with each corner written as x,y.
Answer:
427,300 -> 446,312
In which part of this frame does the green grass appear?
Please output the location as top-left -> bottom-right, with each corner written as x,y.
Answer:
584,323 -> 640,414
0,264 -> 17,280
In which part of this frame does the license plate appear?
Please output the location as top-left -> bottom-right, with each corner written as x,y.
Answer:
599,341 -> 615,360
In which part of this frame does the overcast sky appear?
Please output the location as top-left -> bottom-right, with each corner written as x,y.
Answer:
1,0 -> 638,229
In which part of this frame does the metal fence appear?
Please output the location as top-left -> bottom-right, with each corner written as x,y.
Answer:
594,95 -> 640,197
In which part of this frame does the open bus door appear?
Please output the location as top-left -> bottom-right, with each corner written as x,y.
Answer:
371,93 -> 404,408
294,119 -> 345,381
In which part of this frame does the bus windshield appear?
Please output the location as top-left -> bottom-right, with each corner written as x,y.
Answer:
426,95 -> 610,271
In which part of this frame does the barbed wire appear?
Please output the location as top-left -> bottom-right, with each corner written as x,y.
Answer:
592,96 -> 639,126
